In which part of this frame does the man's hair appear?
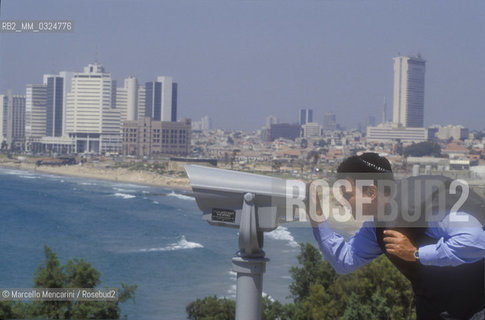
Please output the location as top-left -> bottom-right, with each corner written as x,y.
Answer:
336,152 -> 394,182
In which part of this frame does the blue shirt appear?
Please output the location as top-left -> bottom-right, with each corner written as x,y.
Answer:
312,213 -> 485,275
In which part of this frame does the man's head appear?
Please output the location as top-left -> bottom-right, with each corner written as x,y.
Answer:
336,153 -> 393,217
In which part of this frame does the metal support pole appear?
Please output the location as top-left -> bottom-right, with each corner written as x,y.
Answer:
233,193 -> 269,320
233,254 -> 267,320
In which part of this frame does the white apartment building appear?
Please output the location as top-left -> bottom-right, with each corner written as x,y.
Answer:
65,63 -> 121,154
137,86 -> 146,121
116,76 -> 138,125
25,84 -> 47,150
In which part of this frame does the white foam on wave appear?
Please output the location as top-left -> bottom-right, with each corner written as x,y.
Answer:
19,175 -> 38,179
0,169 -> 24,175
167,191 -> 194,201
226,270 -> 275,302
265,226 -> 299,248
113,187 -> 136,193
138,236 -> 203,252
114,192 -> 136,199
263,292 -> 275,302
80,182 -> 97,186
227,284 -> 237,298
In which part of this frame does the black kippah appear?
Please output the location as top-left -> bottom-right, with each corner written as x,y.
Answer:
358,153 -> 392,173
337,152 -> 393,174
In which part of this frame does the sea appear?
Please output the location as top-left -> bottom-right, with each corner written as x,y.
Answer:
0,167 -> 320,320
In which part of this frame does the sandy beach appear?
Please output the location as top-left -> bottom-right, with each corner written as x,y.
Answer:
0,159 -> 191,191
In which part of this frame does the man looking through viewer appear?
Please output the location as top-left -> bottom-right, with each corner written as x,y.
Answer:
308,152 -> 485,319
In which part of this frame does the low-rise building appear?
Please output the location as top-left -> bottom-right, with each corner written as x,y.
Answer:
122,117 -> 191,157
366,123 -> 428,143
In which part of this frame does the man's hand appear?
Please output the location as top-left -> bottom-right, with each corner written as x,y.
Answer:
383,230 -> 417,262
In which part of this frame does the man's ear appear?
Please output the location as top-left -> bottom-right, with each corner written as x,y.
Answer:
367,184 -> 378,201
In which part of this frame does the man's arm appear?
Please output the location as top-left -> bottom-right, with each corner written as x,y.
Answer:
312,221 -> 382,274
418,212 -> 485,267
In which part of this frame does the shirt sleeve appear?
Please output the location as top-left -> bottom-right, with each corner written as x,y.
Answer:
312,220 -> 382,274
419,212 -> 485,266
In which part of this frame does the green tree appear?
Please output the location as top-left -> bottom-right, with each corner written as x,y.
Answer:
288,243 -> 415,320
3,245 -> 137,319
272,160 -> 282,173
404,141 -> 441,157
301,139 -> 308,149
186,296 -> 235,320
187,242 -> 416,320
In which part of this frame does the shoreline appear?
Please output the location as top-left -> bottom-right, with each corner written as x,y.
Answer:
0,161 -> 191,192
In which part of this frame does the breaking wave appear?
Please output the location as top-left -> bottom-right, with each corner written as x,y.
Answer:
114,192 -> 136,199
138,236 -> 203,252
167,191 -> 194,201
266,226 -> 299,248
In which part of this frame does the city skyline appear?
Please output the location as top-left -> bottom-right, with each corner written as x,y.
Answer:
1,1 -> 484,130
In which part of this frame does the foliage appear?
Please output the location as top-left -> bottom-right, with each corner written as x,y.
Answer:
272,160 -> 282,173
186,296 -> 285,320
186,296 -> 235,320
187,243 -> 416,320
301,139 -> 308,149
403,141 -> 441,157
0,245 -> 137,319
288,243 -> 415,320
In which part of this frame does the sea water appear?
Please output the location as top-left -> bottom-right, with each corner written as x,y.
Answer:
0,168 -> 320,319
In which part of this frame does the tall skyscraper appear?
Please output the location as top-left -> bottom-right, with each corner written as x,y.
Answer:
117,76 -> 138,124
1,90 -> 26,149
265,115 -> 278,129
144,76 -> 177,122
59,71 -> 74,136
43,75 -> 64,137
200,115 -> 212,131
323,112 -> 337,131
137,86 -> 146,121
65,63 -> 120,153
392,55 -> 426,128
299,108 -> 313,125
25,84 -> 47,149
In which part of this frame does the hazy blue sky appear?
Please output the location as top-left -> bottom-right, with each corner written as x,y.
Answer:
1,0 -> 484,130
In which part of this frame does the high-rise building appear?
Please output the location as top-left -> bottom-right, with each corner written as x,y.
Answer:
58,71 -> 74,136
137,86 -> 146,121
265,115 -> 278,129
25,84 -> 47,150
1,90 -> 26,149
144,76 -> 177,122
117,76 -> 138,124
65,63 -> 121,154
43,75 -> 64,137
299,108 -> 313,125
323,112 -> 337,131
200,115 -> 212,131
392,55 -> 426,128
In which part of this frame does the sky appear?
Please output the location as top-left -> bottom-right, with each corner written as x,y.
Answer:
0,0 -> 484,131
